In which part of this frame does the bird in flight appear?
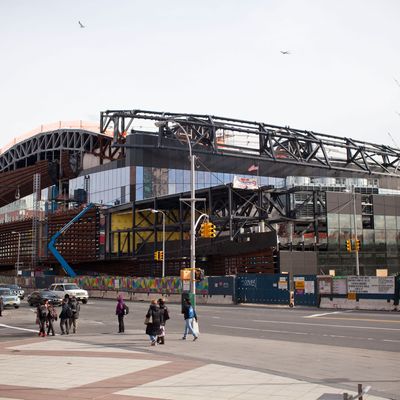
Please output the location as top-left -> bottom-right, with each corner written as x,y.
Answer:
280,50 -> 291,55
78,21 -> 85,28
394,77 -> 400,88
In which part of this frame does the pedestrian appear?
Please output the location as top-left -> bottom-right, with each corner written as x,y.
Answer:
69,295 -> 80,334
59,298 -> 71,335
115,295 -> 125,333
47,301 -> 57,336
182,298 -> 198,341
157,298 -> 170,345
0,295 -> 3,317
36,300 -> 48,337
145,299 -> 162,346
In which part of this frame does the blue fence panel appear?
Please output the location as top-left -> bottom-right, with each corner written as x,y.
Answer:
293,275 -> 317,306
236,274 -> 290,304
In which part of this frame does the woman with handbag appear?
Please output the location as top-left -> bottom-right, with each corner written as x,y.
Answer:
157,298 -> 170,345
145,299 -> 162,346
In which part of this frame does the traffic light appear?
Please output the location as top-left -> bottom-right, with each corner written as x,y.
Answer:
208,222 -> 216,238
355,239 -> 360,251
154,251 -> 159,261
346,239 -> 352,252
200,222 -> 208,238
159,251 -> 164,261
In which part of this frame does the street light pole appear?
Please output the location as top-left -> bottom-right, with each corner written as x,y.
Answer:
11,231 -> 21,281
352,186 -> 360,276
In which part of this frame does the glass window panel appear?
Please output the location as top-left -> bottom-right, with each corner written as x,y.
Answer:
136,166 -> 143,184
136,186 -> 143,201
374,215 -> 385,229
176,184 -> 184,193
211,173 -> 218,185
183,170 -> 190,184
374,230 -> 386,251
327,213 -> 339,229
339,213 -> 351,229
385,216 -> 396,229
327,229 -> 339,251
168,183 -> 176,195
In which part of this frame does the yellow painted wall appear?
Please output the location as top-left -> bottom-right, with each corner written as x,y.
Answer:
111,210 -> 183,253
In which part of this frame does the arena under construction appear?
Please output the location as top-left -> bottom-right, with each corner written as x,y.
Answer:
1,111 -> 400,277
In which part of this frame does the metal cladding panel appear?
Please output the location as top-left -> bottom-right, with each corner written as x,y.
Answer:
293,275 -> 317,306
373,195 -> 385,215
236,274 -> 290,304
208,276 -> 235,296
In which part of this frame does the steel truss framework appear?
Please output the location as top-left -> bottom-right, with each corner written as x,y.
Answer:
109,184 -> 327,260
101,110 -> 400,177
0,129 -> 116,172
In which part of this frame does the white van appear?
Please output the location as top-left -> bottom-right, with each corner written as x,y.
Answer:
48,283 -> 89,304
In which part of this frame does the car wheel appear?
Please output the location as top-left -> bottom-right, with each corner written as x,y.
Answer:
82,299 -> 88,304
14,305 -> 19,309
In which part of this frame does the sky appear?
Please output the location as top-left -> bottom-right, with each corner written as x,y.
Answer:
1,0 -> 400,149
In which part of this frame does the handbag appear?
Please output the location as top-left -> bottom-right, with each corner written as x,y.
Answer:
192,319 -> 200,335
144,313 -> 153,325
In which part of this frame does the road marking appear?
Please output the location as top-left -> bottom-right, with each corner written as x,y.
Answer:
0,323 -> 37,333
252,319 -> 400,331
305,311 -> 347,318
212,324 -> 308,336
312,316 -> 400,324
383,339 -> 400,343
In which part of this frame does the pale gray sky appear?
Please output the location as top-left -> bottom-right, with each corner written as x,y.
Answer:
1,0 -> 399,148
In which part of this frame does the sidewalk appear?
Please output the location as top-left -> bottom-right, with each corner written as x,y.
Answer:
0,335 -> 388,400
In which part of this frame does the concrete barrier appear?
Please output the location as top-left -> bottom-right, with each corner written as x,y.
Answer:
320,297 -> 398,311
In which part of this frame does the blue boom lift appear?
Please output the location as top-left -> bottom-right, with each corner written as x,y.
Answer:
48,203 -> 95,277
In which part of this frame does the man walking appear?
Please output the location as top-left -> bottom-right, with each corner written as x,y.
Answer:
69,296 -> 80,334
182,298 -> 198,341
60,298 -> 71,335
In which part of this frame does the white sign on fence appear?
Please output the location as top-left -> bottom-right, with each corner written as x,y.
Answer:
347,276 -> 395,294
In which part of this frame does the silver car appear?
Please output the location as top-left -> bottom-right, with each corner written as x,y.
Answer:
0,288 -> 20,308
0,284 -> 25,299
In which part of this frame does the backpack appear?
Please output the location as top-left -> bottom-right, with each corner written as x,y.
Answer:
123,304 -> 129,315
65,304 -> 73,318
50,307 -> 58,320
39,305 -> 47,319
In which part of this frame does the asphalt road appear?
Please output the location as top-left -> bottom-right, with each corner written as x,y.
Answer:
1,299 -> 399,352
1,299 -> 400,399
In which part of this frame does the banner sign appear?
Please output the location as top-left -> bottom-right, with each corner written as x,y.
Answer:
347,276 -> 395,294
233,176 -> 259,190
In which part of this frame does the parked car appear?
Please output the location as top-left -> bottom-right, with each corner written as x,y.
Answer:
0,284 -> 25,299
0,288 -> 20,308
48,283 -> 89,304
27,290 -> 63,307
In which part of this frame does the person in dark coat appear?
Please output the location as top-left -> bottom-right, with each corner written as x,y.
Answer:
157,298 -> 170,345
46,301 -> 57,336
145,299 -> 163,346
115,295 -> 125,333
59,298 -> 71,335
36,301 -> 48,337
69,296 -> 80,334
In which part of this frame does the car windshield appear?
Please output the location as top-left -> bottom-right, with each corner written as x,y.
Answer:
0,288 -> 11,295
64,284 -> 80,290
